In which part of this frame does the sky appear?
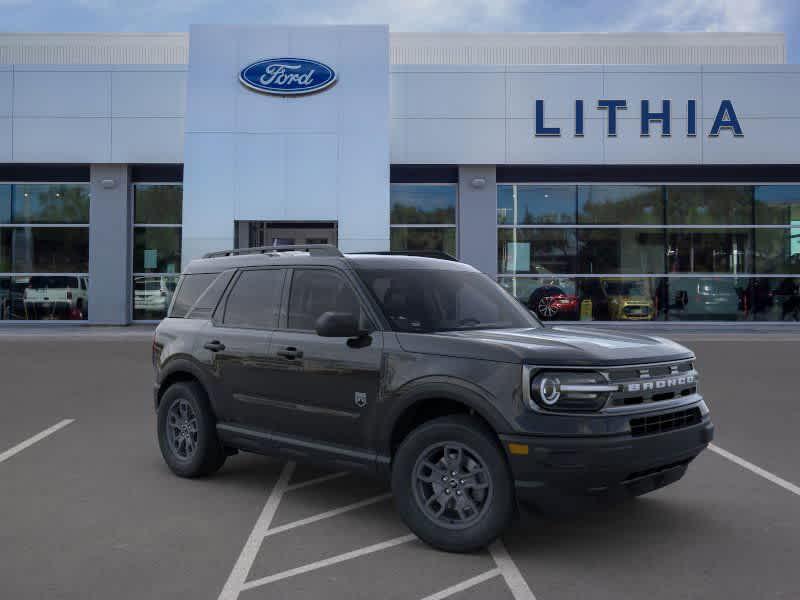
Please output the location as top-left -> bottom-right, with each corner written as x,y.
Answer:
0,0 -> 797,62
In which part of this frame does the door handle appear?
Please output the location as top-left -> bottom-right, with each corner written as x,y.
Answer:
203,340 -> 226,352
277,347 -> 303,360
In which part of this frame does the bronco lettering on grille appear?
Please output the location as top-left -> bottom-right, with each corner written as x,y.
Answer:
626,373 -> 695,393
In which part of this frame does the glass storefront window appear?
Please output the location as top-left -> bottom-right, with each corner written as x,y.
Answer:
578,229 -> 665,274
497,228 -> 577,274
748,277 -> 800,321
666,277 -> 747,321
391,183 -> 457,258
132,183 -> 183,320
754,185 -> 800,225
498,276 -> 579,321
666,186 -> 752,225
133,227 -> 181,274
390,227 -> 456,257
0,228 -> 89,273
1,184 -> 90,224
666,229 -> 752,274
132,274 -> 179,320
24,275 -> 88,320
390,184 -> 456,225
499,275 -> 765,322
578,186 -> 662,225
755,228 -> 800,274
496,183 -> 800,321
134,185 -> 182,225
0,275 -> 89,321
497,185 -> 514,225
500,276 -> 668,322
0,182 -> 90,321
579,277 -> 666,321
498,185 -> 576,225
0,185 -> 10,223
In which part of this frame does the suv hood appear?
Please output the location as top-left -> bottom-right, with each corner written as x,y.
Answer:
395,326 -> 693,366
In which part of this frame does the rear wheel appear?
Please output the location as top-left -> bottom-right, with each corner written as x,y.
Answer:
157,381 -> 226,477
392,415 -> 514,552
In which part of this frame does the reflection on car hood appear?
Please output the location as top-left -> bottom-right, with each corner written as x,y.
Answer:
395,326 -> 692,366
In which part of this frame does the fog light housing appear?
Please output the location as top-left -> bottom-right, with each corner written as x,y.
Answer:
528,370 -> 617,412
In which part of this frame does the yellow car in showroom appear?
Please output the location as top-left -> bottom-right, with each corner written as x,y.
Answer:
599,278 -> 655,321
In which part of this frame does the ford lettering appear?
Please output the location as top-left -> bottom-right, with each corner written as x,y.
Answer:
239,57 -> 337,95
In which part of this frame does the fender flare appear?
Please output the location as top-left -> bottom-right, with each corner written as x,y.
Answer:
376,376 -> 512,458
157,356 -> 222,417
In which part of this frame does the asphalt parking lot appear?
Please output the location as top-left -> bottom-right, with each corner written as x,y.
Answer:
1,328 -> 799,599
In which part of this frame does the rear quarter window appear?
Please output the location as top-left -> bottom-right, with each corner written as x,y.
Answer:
188,270 -> 235,319
169,273 -> 219,318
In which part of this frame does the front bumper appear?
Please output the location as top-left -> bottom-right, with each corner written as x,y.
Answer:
617,304 -> 654,320
500,414 -> 714,503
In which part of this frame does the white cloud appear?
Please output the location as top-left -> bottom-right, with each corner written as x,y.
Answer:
286,0 -> 523,31
622,0 -> 781,32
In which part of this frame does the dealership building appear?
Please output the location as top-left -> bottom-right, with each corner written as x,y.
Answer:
0,27 -> 799,324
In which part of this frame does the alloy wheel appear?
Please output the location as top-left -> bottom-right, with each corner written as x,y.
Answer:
412,442 -> 493,530
166,398 -> 199,460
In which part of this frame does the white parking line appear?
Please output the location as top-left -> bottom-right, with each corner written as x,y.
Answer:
261,493 -> 393,539
489,540 -> 537,600
218,461 -> 296,600
221,460 -> 538,600
709,443 -> 800,497
285,471 -> 349,492
419,568 -> 501,600
240,533 -> 417,591
0,419 -> 74,464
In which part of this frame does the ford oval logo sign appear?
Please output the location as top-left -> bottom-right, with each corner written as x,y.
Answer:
239,58 -> 337,96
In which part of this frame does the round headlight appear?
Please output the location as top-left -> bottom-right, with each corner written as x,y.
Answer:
537,376 -> 561,405
528,370 -> 616,411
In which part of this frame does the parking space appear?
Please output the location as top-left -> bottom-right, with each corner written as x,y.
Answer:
0,330 -> 798,599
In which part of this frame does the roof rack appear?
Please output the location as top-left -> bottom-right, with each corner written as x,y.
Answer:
203,244 -> 344,259
350,250 -> 459,262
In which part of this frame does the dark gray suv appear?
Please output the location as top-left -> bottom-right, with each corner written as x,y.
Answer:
153,245 -> 713,552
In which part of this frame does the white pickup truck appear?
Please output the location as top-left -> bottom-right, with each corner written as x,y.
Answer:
23,275 -> 88,319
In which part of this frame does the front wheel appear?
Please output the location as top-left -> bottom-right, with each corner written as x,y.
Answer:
157,381 -> 226,478
391,415 -> 514,553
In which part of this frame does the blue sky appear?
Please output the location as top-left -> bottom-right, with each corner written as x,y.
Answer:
1,0 -> 798,62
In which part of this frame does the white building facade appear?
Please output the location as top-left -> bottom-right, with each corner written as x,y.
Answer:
0,28 -> 798,324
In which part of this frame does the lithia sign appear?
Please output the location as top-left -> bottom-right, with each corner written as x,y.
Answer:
535,99 -> 743,138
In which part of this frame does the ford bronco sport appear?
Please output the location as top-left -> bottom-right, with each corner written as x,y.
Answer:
153,245 -> 713,552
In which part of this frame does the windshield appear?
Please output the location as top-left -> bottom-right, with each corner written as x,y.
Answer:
356,268 -> 540,333
604,281 -> 647,296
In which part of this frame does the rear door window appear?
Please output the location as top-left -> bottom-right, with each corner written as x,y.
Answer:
222,269 -> 284,329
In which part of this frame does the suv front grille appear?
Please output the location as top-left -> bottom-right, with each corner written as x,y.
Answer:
607,360 -> 697,408
629,407 -> 702,437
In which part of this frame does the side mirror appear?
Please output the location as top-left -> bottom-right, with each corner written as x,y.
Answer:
315,311 -> 364,338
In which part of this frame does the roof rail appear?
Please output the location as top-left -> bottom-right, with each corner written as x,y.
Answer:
203,244 -> 344,259
349,250 -> 459,262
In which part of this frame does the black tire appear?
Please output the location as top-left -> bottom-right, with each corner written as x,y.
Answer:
157,381 -> 226,478
391,415 -> 514,553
